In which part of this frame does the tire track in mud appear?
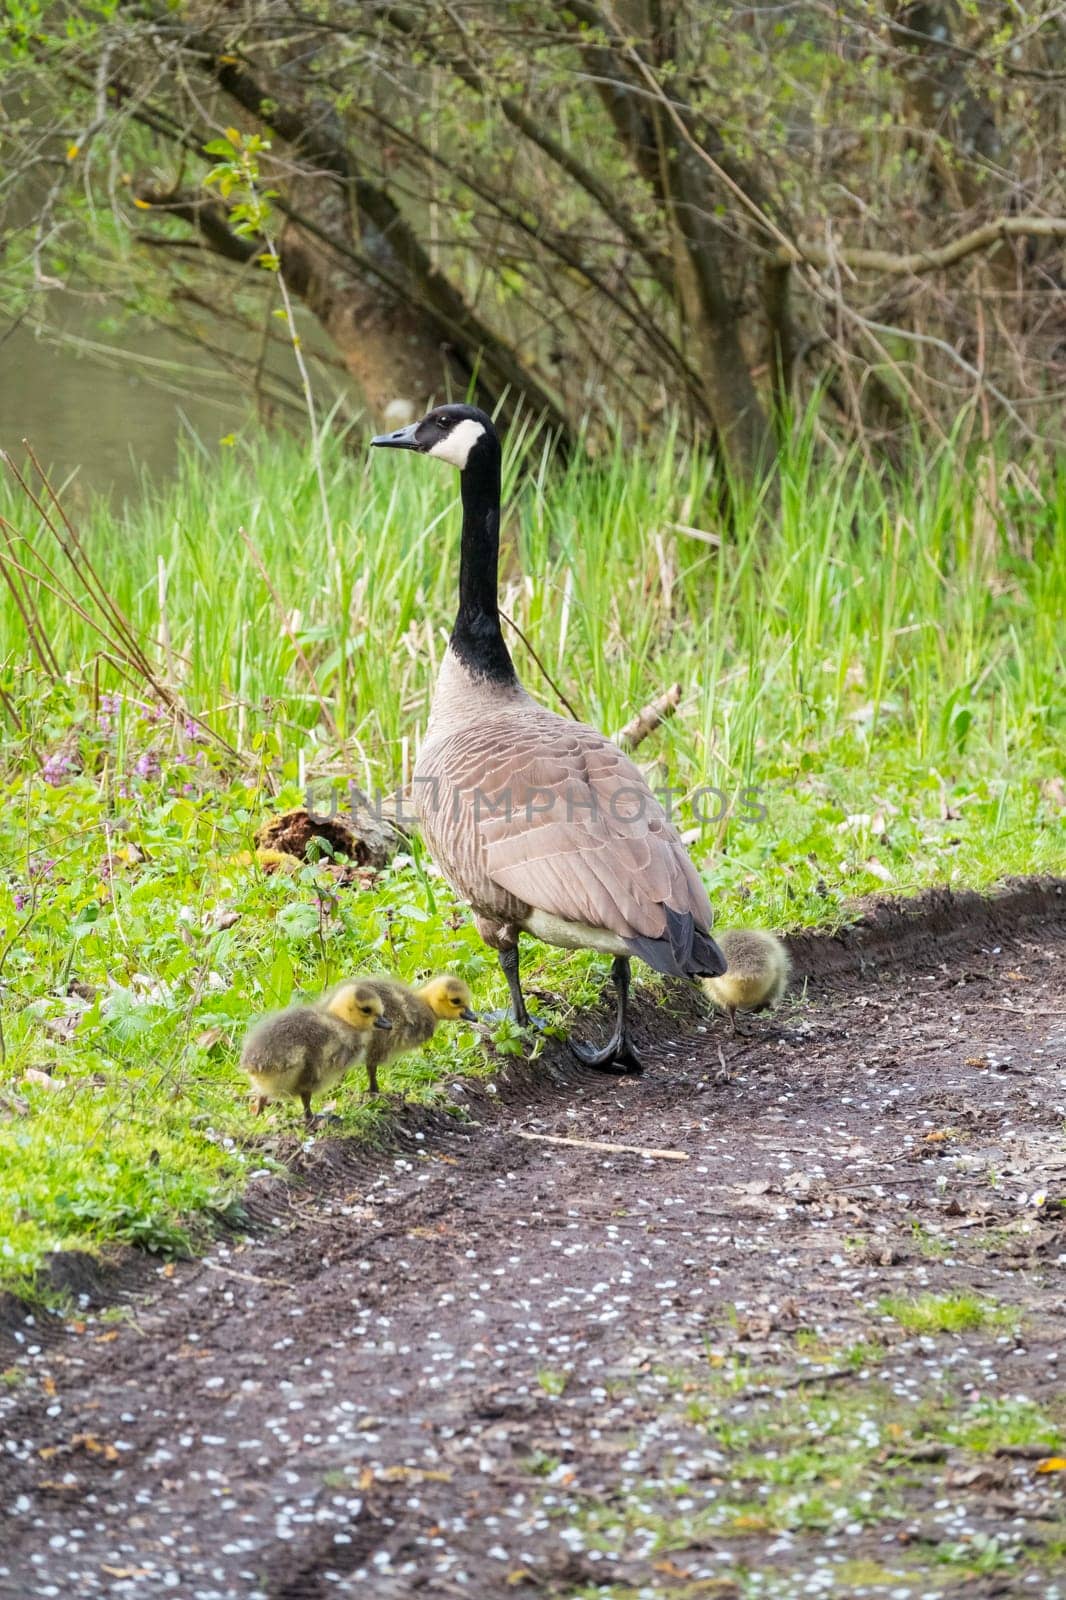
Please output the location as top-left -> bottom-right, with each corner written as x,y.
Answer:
2,881 -> 1065,1599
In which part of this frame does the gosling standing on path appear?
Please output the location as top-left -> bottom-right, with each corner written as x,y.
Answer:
328,974 -> 478,1095
702,929 -> 791,1032
371,404 -> 725,1075
241,983 -> 391,1124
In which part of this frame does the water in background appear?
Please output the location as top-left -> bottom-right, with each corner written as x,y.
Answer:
0,313 -> 241,509
0,298 -> 351,510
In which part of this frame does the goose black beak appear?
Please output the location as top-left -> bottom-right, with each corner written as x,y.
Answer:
460,1007 -> 479,1022
373,1015 -> 393,1030
371,421 -> 421,451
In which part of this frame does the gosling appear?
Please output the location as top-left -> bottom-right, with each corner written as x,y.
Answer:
701,929 -> 791,1033
329,974 -> 477,1095
241,982 -> 392,1124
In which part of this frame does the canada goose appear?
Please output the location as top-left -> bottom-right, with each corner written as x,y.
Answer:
371,404 -> 725,1073
327,974 -> 478,1094
702,929 -> 790,1032
240,982 -> 392,1124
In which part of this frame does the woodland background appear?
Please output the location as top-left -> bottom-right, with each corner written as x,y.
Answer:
2,0 -> 1064,487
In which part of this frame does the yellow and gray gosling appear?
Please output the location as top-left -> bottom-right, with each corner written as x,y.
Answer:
240,983 -> 392,1124
328,974 -> 477,1095
701,929 -> 791,1033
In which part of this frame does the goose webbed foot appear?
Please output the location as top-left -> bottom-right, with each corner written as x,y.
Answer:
568,1033 -> 644,1075
568,956 -> 644,1076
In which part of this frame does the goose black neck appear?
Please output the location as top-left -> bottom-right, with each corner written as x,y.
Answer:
451,436 -> 517,685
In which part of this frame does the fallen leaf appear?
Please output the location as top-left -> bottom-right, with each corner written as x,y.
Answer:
1035,1457 -> 1066,1473
94,1331 -> 119,1343
71,1433 -> 118,1462
23,1068 -> 60,1089
41,1376 -> 56,1397
358,1466 -> 374,1490
924,1129 -> 954,1143
195,1027 -> 224,1052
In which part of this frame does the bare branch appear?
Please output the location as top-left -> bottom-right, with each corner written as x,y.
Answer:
776,215 -> 1066,276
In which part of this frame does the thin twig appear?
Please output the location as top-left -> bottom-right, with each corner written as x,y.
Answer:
734,1368 -> 858,1401
0,449 -> 241,761
499,609 -> 582,720
511,1130 -> 689,1161
265,237 -> 336,562
200,1259 -> 293,1290
616,682 -> 682,751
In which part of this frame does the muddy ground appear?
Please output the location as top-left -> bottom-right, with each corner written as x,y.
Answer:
2,882 -> 1065,1600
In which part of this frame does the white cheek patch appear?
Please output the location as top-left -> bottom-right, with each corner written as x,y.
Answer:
427,418 -> 487,469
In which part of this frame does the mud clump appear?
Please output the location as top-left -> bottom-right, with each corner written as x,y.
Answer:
254,806 -> 399,874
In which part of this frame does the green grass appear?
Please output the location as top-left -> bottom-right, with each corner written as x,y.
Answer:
537,1367 -> 570,1397
878,1292 -> 1021,1335
0,420 -> 1064,1294
557,1352 -> 1065,1598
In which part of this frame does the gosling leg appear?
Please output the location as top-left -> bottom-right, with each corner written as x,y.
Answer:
569,957 -> 644,1075
299,1090 -> 314,1126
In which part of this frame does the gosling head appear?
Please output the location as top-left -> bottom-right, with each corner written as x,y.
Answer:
326,983 -> 392,1032
419,975 -> 478,1023
371,403 -> 497,472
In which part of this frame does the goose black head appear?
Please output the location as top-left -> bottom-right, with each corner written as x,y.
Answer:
371,403 -> 497,470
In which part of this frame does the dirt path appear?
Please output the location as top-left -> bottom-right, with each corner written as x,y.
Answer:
2,885 -> 1065,1600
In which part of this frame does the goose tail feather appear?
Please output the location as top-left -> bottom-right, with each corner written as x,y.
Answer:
625,907 -> 726,980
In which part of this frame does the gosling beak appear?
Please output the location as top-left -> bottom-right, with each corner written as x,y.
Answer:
460,1007 -> 478,1022
371,421 -> 421,451
373,1015 -> 393,1030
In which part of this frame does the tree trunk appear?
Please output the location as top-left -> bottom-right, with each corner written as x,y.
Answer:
890,3 -> 1002,208
125,1 -> 571,437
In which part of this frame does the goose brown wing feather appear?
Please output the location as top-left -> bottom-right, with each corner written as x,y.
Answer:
417,713 -> 713,942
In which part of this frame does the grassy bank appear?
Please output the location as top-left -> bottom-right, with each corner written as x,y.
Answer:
0,423 -> 1063,1296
